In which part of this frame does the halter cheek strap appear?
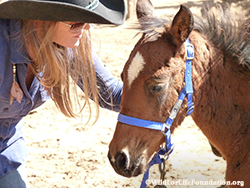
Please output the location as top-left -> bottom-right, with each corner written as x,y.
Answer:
117,39 -> 194,188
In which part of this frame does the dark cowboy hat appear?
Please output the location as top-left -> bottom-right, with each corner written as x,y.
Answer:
0,0 -> 126,25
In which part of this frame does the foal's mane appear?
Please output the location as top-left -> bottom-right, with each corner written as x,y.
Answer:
138,4 -> 250,69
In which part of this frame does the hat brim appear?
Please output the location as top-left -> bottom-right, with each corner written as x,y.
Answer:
0,0 -> 126,25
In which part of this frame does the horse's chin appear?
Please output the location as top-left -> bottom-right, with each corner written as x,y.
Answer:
108,151 -> 148,178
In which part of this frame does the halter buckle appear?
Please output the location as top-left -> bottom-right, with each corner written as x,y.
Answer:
185,42 -> 194,60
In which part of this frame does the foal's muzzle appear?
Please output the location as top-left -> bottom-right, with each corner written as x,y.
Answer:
108,151 -> 144,177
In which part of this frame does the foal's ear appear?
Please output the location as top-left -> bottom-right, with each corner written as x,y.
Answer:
169,5 -> 194,47
136,0 -> 154,19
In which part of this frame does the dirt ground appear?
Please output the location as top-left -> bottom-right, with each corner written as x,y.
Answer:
23,0 -> 250,188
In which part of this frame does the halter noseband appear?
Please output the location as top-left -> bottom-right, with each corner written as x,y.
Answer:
117,39 -> 194,188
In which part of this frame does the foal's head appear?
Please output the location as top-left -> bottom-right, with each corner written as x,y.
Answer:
108,2 -> 194,177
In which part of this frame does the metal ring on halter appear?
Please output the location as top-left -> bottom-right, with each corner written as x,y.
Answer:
186,105 -> 194,116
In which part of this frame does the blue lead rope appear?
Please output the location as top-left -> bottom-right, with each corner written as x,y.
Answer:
140,153 -> 163,188
118,39 -> 194,188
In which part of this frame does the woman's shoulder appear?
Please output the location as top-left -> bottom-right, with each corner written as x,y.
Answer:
0,19 -> 22,34
0,19 -> 10,35
0,19 -> 21,24
0,19 -> 20,29
0,19 -> 23,65
0,18 -> 10,25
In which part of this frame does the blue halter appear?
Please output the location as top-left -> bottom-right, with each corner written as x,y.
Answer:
117,39 -> 194,188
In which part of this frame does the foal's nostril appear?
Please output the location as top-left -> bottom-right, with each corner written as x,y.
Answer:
109,151 -> 144,177
115,151 -> 128,170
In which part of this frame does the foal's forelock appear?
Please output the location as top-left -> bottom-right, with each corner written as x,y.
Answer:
136,16 -> 171,42
126,17 -> 171,88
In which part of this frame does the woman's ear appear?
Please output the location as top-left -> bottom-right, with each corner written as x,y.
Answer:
34,20 -> 39,28
33,20 -> 43,28
83,23 -> 90,30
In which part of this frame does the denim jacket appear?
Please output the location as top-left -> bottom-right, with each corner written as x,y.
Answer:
0,19 -> 122,177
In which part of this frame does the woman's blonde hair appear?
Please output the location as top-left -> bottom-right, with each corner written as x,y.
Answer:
22,20 -> 100,123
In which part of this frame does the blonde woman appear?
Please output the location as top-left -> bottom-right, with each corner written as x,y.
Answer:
0,0 -> 125,187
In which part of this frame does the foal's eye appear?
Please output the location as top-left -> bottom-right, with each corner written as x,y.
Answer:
150,84 -> 167,93
152,85 -> 163,92
145,77 -> 168,96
